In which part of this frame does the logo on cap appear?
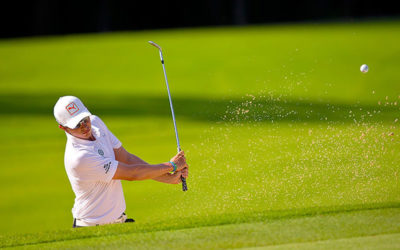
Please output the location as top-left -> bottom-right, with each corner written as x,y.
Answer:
66,102 -> 79,115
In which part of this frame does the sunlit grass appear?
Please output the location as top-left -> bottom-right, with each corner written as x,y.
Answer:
0,20 -> 399,248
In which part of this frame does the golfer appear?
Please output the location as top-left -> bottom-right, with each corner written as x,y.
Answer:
53,96 -> 188,227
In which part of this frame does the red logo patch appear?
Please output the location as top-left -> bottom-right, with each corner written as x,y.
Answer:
66,102 -> 79,115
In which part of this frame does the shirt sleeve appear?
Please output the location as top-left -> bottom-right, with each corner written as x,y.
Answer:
71,151 -> 118,183
107,129 -> 122,149
94,116 -> 122,149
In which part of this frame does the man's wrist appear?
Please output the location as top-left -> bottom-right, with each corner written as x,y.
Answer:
168,161 -> 177,172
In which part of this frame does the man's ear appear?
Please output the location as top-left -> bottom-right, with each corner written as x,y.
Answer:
59,125 -> 66,131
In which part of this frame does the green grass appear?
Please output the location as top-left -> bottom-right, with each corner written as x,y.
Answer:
2,207 -> 400,249
0,20 -> 400,248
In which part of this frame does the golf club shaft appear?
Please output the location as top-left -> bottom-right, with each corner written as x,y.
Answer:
160,53 -> 187,192
150,41 -> 187,191
160,57 -> 181,152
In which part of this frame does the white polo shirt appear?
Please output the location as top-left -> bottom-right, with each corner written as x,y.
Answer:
64,115 -> 125,224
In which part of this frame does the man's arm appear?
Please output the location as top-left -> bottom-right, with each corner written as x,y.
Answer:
112,161 -> 174,181
114,146 -> 147,165
112,150 -> 188,181
152,168 -> 189,184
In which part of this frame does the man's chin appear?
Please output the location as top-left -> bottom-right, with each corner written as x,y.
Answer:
74,130 -> 93,140
82,128 -> 91,136
83,132 -> 93,139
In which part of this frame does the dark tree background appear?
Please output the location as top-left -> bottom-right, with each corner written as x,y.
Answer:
0,0 -> 399,38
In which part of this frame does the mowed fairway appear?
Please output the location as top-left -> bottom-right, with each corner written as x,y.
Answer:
0,20 -> 400,248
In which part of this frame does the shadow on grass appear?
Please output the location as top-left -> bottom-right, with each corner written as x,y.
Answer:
0,93 -> 398,123
1,201 -> 399,248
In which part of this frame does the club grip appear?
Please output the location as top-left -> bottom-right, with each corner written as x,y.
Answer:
181,176 -> 188,191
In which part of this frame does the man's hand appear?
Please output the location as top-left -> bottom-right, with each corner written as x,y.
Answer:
170,151 -> 188,171
168,151 -> 188,184
152,165 -> 188,184
180,168 -> 188,178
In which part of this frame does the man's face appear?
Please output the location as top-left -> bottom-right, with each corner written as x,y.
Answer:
60,116 -> 93,140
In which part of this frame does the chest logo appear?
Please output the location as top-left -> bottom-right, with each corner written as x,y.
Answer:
103,162 -> 111,174
65,102 -> 79,115
98,149 -> 104,156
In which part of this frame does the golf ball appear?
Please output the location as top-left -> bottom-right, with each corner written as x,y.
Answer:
360,64 -> 369,73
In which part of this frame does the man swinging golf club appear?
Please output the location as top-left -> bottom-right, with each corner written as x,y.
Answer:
54,96 -> 189,227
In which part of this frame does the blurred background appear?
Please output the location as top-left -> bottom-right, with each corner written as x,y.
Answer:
1,0 -> 400,245
1,0 -> 399,38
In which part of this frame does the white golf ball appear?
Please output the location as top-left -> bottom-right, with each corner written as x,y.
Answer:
360,64 -> 369,73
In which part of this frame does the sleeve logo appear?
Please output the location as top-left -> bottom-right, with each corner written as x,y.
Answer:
103,162 -> 111,174
65,102 -> 79,115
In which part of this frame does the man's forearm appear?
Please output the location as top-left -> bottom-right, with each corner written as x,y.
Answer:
128,163 -> 172,181
153,172 -> 180,184
114,147 -> 148,165
127,153 -> 148,165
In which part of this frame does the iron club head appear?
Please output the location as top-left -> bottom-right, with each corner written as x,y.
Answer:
148,41 -> 162,51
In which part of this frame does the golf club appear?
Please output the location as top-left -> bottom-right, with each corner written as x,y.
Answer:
148,41 -> 188,191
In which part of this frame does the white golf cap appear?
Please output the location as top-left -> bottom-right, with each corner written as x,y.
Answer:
54,96 -> 92,129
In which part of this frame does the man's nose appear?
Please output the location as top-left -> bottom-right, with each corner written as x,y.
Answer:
81,121 -> 89,129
